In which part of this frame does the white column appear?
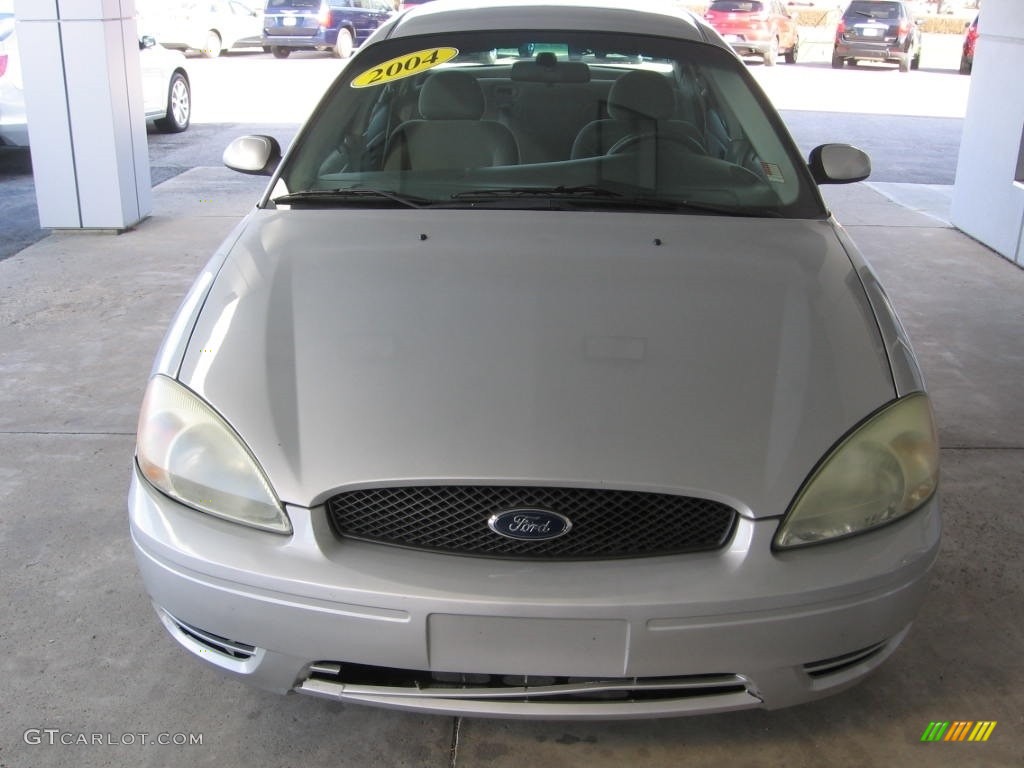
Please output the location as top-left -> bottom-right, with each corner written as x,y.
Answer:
950,0 -> 1024,266
15,0 -> 151,230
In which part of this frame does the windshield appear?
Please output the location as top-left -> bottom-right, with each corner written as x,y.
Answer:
271,30 -> 824,218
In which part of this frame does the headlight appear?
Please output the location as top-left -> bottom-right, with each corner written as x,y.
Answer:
136,375 -> 291,534
774,392 -> 938,549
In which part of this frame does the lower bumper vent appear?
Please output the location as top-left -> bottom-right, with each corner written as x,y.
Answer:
298,661 -> 751,704
802,640 -> 888,679
165,614 -> 257,661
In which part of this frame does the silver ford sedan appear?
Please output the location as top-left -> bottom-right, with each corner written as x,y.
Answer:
130,0 -> 940,719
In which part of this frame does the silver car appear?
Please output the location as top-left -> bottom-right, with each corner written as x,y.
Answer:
130,0 -> 940,719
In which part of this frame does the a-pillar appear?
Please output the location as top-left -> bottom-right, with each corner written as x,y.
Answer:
15,0 -> 151,230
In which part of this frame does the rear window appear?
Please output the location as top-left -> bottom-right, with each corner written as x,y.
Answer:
709,1 -> 764,11
845,1 -> 901,20
265,0 -> 320,9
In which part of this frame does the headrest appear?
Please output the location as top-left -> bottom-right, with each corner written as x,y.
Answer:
607,70 -> 674,121
419,70 -> 485,120
511,54 -> 591,84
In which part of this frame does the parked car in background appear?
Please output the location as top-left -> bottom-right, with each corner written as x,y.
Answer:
139,37 -> 193,133
704,0 -> 799,66
960,13 -> 978,74
138,0 -> 264,58
833,0 -> 921,72
262,0 -> 393,59
0,16 -> 191,147
0,0 -> 28,146
132,0 -> 941,720
398,0 -> 433,10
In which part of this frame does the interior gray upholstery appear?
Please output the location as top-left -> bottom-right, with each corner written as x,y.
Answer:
383,70 -> 520,170
570,70 -> 704,159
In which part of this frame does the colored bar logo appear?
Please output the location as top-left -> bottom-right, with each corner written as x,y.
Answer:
921,721 -> 997,742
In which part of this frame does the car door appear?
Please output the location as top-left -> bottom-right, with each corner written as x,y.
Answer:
139,41 -> 167,117
772,0 -> 795,49
342,0 -> 390,46
224,0 -> 263,47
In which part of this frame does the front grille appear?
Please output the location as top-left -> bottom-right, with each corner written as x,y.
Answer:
325,485 -> 737,559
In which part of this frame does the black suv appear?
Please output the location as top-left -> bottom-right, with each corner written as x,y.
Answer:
833,0 -> 921,72
263,0 -> 393,59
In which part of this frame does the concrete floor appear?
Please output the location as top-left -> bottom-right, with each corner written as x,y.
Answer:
0,171 -> 1021,767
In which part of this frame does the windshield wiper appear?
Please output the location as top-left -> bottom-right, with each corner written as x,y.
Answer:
451,185 -> 627,201
272,187 -> 431,208
672,199 -> 784,217
450,185 -> 681,211
450,186 -> 778,216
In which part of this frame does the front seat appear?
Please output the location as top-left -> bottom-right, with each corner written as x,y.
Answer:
383,70 -> 520,171
570,70 -> 703,159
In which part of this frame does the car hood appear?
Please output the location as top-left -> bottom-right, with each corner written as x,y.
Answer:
177,209 -> 894,517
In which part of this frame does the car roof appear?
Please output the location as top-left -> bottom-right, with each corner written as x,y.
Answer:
384,0 -> 716,47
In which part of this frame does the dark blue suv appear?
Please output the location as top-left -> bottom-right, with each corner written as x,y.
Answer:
263,0 -> 393,59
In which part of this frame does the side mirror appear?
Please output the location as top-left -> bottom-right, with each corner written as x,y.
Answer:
808,143 -> 871,185
223,135 -> 282,176
139,35 -> 157,50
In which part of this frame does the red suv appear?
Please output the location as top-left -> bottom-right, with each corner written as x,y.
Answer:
960,14 -> 978,74
704,0 -> 799,67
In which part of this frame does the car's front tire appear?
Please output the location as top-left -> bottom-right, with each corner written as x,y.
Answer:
333,28 -> 354,59
154,72 -> 190,133
201,30 -> 222,58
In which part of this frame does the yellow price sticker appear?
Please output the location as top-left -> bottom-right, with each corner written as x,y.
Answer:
351,47 -> 460,88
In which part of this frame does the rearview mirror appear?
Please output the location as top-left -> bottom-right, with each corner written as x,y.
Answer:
808,144 -> 871,185
223,135 -> 282,176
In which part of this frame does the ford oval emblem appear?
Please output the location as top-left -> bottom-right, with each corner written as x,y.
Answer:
488,508 -> 572,541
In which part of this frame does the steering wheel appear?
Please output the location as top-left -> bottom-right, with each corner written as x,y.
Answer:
607,131 -> 705,156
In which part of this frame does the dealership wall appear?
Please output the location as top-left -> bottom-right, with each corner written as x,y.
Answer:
951,0 -> 1024,267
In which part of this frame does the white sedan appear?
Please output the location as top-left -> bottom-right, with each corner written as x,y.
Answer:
131,0 -> 940,719
0,15 -> 191,147
139,36 -> 192,134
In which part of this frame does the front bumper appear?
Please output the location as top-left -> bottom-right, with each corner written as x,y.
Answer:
129,466 -> 940,719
